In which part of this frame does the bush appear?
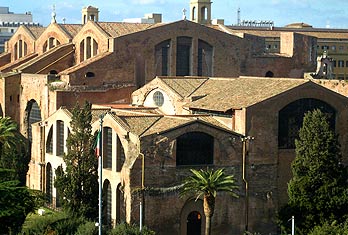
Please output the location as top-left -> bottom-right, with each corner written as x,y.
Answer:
20,212 -> 67,235
309,221 -> 348,235
75,221 -> 99,235
108,222 -> 155,235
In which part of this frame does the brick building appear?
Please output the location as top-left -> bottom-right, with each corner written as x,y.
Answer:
0,0 -> 348,234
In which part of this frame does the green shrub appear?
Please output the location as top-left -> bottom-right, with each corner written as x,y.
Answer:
108,222 -> 155,235
51,216 -> 87,235
75,221 -> 99,235
20,212 -> 67,235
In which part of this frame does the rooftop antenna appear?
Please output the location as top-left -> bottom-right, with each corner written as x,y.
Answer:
237,7 -> 241,25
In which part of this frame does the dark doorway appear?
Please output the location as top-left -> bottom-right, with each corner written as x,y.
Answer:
187,211 -> 201,235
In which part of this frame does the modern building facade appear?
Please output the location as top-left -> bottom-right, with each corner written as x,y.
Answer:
0,7 -> 40,53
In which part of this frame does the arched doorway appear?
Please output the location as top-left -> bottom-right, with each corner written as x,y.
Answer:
187,211 -> 202,235
180,199 -> 204,235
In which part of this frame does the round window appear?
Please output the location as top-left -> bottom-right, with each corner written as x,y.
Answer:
153,91 -> 164,107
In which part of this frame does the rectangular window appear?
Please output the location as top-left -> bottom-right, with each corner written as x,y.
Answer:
333,60 -> 337,67
176,37 -> 192,76
338,60 -> 345,67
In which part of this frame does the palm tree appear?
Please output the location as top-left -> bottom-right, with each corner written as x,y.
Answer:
0,117 -> 18,154
180,168 -> 239,235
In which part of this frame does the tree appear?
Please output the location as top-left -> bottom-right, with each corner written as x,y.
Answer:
180,168 -> 238,235
0,168 -> 42,234
279,109 -> 348,234
0,117 -> 30,185
55,102 -> 99,220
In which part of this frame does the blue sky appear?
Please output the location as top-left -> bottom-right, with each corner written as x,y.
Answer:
2,0 -> 348,28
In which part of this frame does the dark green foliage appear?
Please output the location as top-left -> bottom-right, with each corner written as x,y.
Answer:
108,222 -> 155,235
278,109 -> 348,234
0,117 -> 30,186
21,211 -> 68,235
308,220 -> 348,235
21,212 -> 99,235
75,221 -> 99,235
54,102 -> 99,220
0,168 -> 40,235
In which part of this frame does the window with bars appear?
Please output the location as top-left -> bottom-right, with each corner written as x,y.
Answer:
103,127 -> 112,169
176,132 -> 214,166
176,37 -> 192,76
56,120 -> 64,156
278,98 -> 336,149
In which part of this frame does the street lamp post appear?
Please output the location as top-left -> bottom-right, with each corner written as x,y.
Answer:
241,136 -> 254,232
139,153 -> 145,232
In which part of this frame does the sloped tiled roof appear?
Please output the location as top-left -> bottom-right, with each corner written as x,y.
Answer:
187,77 -> 308,111
15,43 -> 74,72
0,53 -> 37,72
97,22 -> 156,37
159,77 -> 209,98
59,24 -> 83,38
119,116 -> 162,136
26,25 -> 46,39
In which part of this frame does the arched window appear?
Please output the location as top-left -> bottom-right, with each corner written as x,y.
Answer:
278,98 -> 336,149
14,39 -> 27,59
192,7 -> 196,20
155,40 -> 171,76
265,71 -> 274,77
46,163 -> 53,204
103,180 -> 112,226
80,37 -> 98,61
116,183 -> 124,223
176,37 -> 192,76
198,40 -> 213,76
85,72 -> 95,78
56,120 -> 64,156
116,134 -> 125,172
201,7 -> 208,21
25,100 -> 42,142
176,132 -> 214,166
103,127 -> 112,169
46,126 -> 53,154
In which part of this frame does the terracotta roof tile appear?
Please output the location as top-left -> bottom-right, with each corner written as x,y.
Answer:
120,116 -> 161,136
97,22 -> 155,37
59,24 -> 83,38
187,77 -> 308,111
159,77 -> 209,98
26,25 -> 45,39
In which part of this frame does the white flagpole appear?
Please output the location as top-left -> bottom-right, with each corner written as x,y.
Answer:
98,116 -> 103,235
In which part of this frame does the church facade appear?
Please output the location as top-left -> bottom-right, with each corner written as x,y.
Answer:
0,0 -> 348,234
